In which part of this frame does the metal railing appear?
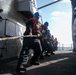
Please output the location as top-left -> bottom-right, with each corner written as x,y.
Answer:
57,44 -> 73,50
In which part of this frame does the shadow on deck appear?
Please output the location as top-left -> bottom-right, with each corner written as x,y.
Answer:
0,50 -> 76,75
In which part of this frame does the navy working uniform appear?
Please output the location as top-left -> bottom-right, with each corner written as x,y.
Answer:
16,12 -> 42,73
41,22 -> 55,56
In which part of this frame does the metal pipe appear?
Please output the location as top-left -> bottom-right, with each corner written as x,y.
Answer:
37,0 -> 62,10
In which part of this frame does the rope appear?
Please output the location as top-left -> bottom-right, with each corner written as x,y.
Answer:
0,35 -> 38,41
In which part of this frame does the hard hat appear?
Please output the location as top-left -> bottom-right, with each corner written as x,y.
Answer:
34,12 -> 40,18
74,7 -> 76,11
47,29 -> 50,33
44,22 -> 49,26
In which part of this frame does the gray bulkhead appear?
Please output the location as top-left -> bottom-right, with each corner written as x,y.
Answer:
71,0 -> 76,52
0,0 -> 37,60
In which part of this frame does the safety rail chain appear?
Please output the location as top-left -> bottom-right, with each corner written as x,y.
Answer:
0,35 -> 39,41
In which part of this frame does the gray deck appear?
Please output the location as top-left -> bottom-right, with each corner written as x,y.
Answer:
0,50 -> 76,75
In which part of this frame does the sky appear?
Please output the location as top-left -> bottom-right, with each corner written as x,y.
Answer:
36,0 -> 72,45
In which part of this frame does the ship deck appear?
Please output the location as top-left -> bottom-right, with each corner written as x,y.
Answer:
0,50 -> 76,75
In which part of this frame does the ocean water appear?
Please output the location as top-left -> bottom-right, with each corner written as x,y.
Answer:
58,47 -> 73,51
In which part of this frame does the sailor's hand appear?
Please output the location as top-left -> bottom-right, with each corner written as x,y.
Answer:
37,34 -> 41,37
29,32 -> 32,37
37,30 -> 41,35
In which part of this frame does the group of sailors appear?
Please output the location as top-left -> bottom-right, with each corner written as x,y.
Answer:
16,12 -> 58,74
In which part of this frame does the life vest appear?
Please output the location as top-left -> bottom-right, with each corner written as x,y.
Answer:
29,18 -> 41,34
41,25 -> 48,35
41,25 -> 47,31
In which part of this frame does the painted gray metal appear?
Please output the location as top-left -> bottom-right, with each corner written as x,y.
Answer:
71,0 -> 76,52
17,0 -> 37,14
0,0 -> 37,59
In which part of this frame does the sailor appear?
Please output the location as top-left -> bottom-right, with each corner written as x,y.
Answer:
39,23 -> 49,59
73,7 -> 76,38
41,22 -> 55,56
72,7 -> 76,51
54,38 -> 58,51
16,12 -> 42,73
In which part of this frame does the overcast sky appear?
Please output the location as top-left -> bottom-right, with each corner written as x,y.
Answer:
36,0 -> 72,45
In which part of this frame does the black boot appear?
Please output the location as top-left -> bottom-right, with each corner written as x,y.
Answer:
16,68 -> 26,74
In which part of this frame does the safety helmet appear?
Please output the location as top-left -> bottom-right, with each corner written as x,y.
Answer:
34,12 -> 40,18
44,22 -> 49,26
47,29 -> 50,33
